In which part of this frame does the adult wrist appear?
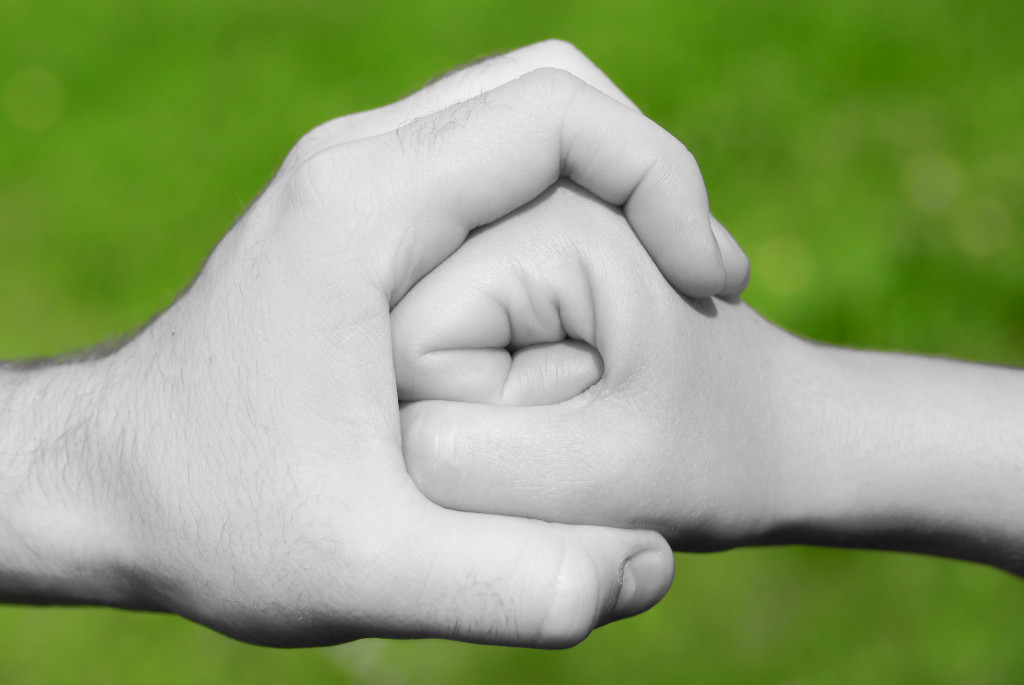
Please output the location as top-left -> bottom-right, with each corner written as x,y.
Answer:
0,353 -> 152,608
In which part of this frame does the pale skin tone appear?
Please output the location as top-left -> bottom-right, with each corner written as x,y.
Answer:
0,42 -> 751,647
9,37 -> 1015,654
394,181 -> 1024,577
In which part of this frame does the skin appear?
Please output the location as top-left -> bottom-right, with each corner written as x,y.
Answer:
395,181 -> 1024,576
0,42 -> 749,647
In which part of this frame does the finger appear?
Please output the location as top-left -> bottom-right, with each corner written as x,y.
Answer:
391,194 -> 605,405
400,397 -> 654,528
337,68 -> 723,300
710,215 -> 751,297
288,40 -> 639,165
426,39 -> 638,110
395,183 -> 685,538
398,340 -> 603,406
387,501 -> 674,646
391,181 -> 650,405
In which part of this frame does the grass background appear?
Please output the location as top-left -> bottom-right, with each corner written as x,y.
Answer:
2,0 -> 1023,682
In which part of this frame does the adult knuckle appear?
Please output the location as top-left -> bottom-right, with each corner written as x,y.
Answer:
502,68 -> 585,121
284,144 -> 351,206
521,65 -> 580,94
535,542 -> 602,647
282,121 -> 335,170
533,39 -> 592,70
428,42 -> 595,107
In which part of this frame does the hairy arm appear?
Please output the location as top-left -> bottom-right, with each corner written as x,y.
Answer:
0,359 -> 148,607
3,43 -> 747,646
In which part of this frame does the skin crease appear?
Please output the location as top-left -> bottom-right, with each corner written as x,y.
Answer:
0,41 -> 759,648
294,40 -> 750,297
394,180 -> 787,551
394,182 -> 1024,577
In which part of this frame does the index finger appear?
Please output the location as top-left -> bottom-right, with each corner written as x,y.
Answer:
286,40 -> 640,167
347,67 -> 726,300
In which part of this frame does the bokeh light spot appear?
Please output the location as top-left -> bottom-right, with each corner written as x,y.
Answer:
755,235 -> 815,297
950,197 -> 1014,259
2,67 -> 65,131
902,151 -> 963,214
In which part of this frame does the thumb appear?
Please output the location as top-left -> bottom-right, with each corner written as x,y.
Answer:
400,398 -> 643,529
393,502 -> 674,647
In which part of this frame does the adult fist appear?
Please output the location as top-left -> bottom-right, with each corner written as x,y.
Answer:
0,53 -> 798,648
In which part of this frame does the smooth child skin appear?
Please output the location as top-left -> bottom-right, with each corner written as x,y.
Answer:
394,181 -> 1024,576
395,181 -> 788,551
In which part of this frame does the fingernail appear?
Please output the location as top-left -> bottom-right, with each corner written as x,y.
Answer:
613,547 -> 674,619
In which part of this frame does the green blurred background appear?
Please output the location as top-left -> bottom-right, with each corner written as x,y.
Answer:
2,0 -> 1023,682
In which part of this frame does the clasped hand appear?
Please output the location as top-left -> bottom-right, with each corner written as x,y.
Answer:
35,41 -> 751,647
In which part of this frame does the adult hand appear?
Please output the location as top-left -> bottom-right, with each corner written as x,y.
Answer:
0,46 -> 759,646
284,39 -> 750,298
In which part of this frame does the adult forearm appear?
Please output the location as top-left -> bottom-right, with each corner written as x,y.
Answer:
767,339 -> 1024,575
0,358 -> 143,606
